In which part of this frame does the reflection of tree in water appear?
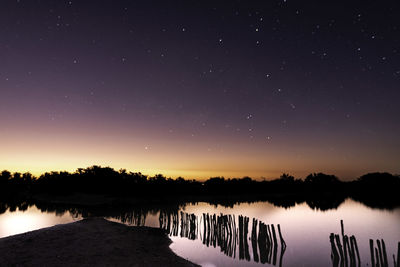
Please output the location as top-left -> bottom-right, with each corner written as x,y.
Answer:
159,211 -> 287,266
33,201 -> 169,226
305,195 -> 346,211
330,220 -> 400,267
0,199 -> 34,214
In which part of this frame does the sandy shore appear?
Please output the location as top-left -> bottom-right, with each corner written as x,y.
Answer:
0,218 -> 199,267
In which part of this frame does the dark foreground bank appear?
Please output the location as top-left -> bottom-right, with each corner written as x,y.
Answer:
0,218 -> 199,267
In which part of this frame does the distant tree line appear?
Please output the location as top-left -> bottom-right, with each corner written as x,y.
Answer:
0,166 -> 399,209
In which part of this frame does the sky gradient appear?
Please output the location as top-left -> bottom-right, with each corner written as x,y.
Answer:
1,0 -> 399,180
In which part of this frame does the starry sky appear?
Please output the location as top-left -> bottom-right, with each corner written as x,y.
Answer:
1,0 -> 399,180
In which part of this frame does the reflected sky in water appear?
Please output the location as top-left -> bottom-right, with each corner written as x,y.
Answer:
168,200 -> 400,266
0,206 -> 81,238
0,199 -> 399,267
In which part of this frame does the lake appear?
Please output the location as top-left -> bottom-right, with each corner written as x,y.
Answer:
0,198 -> 399,267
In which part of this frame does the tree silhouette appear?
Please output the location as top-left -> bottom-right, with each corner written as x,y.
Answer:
0,167 -> 398,210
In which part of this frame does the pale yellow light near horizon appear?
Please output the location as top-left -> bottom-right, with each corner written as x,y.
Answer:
0,146 -> 373,181
1,123 -> 396,181
0,134 -> 294,180
0,125 -> 286,179
0,149 -> 284,180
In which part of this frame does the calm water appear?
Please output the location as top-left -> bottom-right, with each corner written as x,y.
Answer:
0,199 -> 399,267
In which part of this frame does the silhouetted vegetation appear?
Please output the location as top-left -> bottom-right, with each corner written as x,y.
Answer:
1,166 -> 399,210
348,172 -> 400,209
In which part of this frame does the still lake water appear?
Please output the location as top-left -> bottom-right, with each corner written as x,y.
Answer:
0,198 -> 399,267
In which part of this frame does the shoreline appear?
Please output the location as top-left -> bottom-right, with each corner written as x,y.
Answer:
0,217 -> 199,267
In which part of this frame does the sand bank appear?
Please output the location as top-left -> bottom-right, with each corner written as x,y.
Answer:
0,218 -> 199,266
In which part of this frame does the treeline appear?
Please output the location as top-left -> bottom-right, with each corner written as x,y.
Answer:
0,166 -> 399,209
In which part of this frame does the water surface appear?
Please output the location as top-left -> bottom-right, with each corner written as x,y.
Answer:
0,198 -> 398,266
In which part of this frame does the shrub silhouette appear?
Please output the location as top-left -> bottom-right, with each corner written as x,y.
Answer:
0,166 -> 399,209
350,172 -> 400,209
305,173 -> 340,185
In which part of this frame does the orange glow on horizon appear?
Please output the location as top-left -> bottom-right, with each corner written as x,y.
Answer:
1,122 -> 398,181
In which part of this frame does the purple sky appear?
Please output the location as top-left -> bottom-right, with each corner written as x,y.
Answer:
1,0 -> 399,180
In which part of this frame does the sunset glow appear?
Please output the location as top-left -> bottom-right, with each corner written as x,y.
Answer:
1,1 -> 399,180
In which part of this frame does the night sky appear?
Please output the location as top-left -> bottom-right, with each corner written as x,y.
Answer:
1,0 -> 399,180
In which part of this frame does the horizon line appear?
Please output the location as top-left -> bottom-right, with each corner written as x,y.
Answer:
1,165 -> 397,182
